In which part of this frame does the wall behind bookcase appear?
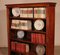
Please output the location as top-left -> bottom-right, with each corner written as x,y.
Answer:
0,0 -> 60,47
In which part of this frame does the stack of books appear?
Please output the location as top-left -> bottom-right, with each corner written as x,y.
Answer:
20,8 -> 28,17
11,42 -> 29,53
11,20 -> 20,29
11,42 -> 16,51
34,8 -> 46,18
31,33 -> 45,44
20,8 -> 33,18
16,43 -> 29,53
27,8 -> 33,18
11,20 -> 32,30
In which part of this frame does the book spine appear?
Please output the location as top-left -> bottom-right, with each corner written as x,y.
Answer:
22,8 -> 28,18
11,20 -> 16,29
11,42 -> 15,51
16,20 -> 20,29
34,33 -> 36,43
35,33 -> 37,43
20,8 -> 23,17
21,43 -> 23,53
42,34 -> 45,44
11,20 -> 20,29
39,8 -> 46,18
34,8 -> 38,18
37,34 -> 40,44
26,44 -> 29,53
28,8 -> 33,18
31,33 -> 33,43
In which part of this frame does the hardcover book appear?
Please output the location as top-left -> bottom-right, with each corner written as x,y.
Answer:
27,8 -> 33,18
31,33 -> 45,44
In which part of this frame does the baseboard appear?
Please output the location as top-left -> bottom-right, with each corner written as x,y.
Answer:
0,47 -> 8,48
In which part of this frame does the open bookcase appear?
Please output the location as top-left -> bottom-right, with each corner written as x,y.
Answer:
6,3 -> 56,55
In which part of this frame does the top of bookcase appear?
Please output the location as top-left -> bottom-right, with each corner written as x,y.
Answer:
6,2 -> 56,8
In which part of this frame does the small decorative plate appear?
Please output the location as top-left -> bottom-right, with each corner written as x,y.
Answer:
12,8 -> 20,17
34,20 -> 44,30
36,45 -> 45,55
17,31 -> 24,39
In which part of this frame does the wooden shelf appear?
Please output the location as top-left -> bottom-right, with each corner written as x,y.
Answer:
10,17 -> 46,20
11,50 -> 36,55
10,29 -> 46,34
11,38 -> 46,45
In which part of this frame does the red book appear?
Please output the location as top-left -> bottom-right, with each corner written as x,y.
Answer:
31,33 -> 33,43
35,34 -> 36,43
34,34 -> 36,43
21,43 -> 24,53
23,44 -> 25,53
31,33 -> 35,43
32,34 -> 33,43
31,34 -> 32,42
37,34 -> 40,43
42,34 -> 45,44
38,34 -> 40,43
18,43 -> 27,53
23,44 -> 26,53
38,34 -> 45,44
38,34 -> 43,44
11,42 -> 15,51
38,34 -> 39,44
41,34 -> 43,44
16,43 -> 21,52
31,33 -> 45,44
21,44 -> 23,53
36,33 -> 38,44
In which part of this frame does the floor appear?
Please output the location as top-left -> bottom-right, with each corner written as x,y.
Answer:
55,46 -> 60,55
0,46 -> 60,55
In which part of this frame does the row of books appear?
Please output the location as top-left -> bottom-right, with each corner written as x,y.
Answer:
11,42 -> 29,53
34,8 -> 46,18
31,33 -> 45,44
11,20 -> 32,30
20,8 -> 33,18
20,8 -> 46,18
12,8 -> 46,18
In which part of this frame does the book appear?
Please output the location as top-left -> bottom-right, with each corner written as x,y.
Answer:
11,20 -> 20,29
34,8 -> 38,18
19,20 -> 32,30
20,8 -> 23,17
42,34 -> 45,44
26,44 -> 29,53
23,8 -> 28,18
20,8 -> 28,18
31,33 -> 45,44
16,43 -> 21,52
34,7 -> 46,18
11,42 -> 16,51
16,43 -> 29,53
38,8 -> 46,18
27,8 -> 33,18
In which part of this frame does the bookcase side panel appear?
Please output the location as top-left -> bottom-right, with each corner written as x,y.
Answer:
46,6 -> 55,55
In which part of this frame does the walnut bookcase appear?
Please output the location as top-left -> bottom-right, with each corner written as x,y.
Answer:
6,2 -> 56,55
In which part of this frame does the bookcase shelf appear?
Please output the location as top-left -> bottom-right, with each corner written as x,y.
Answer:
10,29 -> 46,34
11,38 -> 46,45
11,51 -> 37,55
10,17 -> 46,20
6,2 -> 56,55
11,38 -> 33,44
